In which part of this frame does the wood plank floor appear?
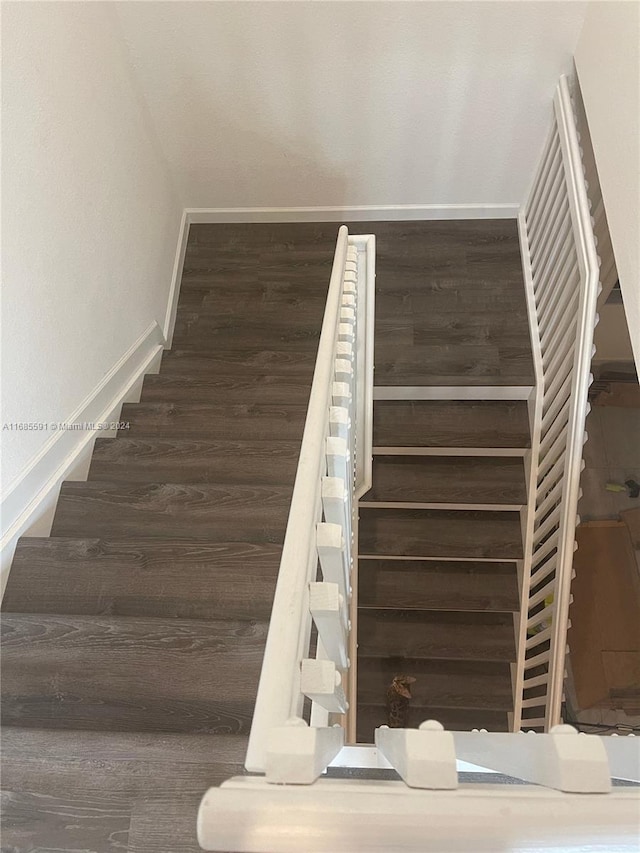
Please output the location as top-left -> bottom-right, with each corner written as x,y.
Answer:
2,220 -> 533,846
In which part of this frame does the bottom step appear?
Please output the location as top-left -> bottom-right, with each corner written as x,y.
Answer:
0,727 -> 246,853
356,705 -> 510,743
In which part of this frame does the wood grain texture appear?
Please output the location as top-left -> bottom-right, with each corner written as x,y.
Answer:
3,219 -> 532,847
373,400 -> 531,448
3,538 -> 280,620
141,373 -> 312,405
357,657 -> 513,710
357,610 -> 515,661
51,482 -> 291,541
364,456 -> 526,504
358,559 -> 519,612
1,728 -> 247,853
358,508 -> 523,559
1,613 -> 266,734
161,348 -> 317,377
89,437 -> 300,485
120,401 -> 307,440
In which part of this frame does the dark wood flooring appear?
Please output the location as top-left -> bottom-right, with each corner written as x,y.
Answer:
355,220 -> 530,742
2,220 -> 532,847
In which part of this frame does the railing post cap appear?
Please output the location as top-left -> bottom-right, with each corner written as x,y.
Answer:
284,717 -> 308,728
550,724 -> 578,735
419,720 -> 445,731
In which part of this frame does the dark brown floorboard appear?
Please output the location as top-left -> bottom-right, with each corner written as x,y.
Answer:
373,400 -> 530,448
1,613 -> 266,734
358,508 -> 523,559
161,348 -> 317,377
51,482 -> 291,541
1,728 -> 246,853
357,610 -> 516,661
3,538 -> 280,620
140,373 -> 312,405
358,559 -> 519,612
89,437 -> 300,485
357,657 -> 513,710
120,401 -> 307,440
364,456 -> 526,504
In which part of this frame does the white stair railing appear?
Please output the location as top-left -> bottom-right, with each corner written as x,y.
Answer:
243,225 -> 376,780
514,75 -> 601,731
198,81 -> 640,852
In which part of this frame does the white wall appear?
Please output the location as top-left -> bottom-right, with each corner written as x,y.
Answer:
116,0 -> 587,210
1,2 -> 182,491
575,1 -> 640,368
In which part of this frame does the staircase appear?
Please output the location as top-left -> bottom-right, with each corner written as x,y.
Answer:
0,223 -> 332,851
355,220 -> 534,740
1,220 -> 533,849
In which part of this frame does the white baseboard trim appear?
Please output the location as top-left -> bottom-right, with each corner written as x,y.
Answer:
186,204 -> 519,224
0,321 -> 165,596
163,208 -> 190,348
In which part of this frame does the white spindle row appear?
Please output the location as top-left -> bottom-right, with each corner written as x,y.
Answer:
514,76 -> 601,732
244,227 -> 375,781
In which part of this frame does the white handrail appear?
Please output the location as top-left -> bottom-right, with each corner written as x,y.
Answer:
514,75 -> 601,730
245,226 -> 375,773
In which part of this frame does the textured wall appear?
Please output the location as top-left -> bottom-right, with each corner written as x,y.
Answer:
117,0 -> 587,209
1,2 -> 181,489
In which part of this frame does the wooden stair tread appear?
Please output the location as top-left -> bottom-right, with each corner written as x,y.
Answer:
357,610 -> 516,661
89,437 -> 300,485
171,325 -> 321,350
356,705 -> 510,742
358,508 -> 523,559
141,373 -> 312,405
161,349 -> 317,377
51,482 -> 291,541
363,456 -> 526,504
1,613 -> 266,734
3,538 -> 280,620
120,401 -> 308,440
1,728 -> 247,853
358,559 -> 519,612
357,657 -> 513,710
373,400 -> 530,448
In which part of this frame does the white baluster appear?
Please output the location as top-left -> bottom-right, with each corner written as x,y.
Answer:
337,340 -> 354,362
322,476 -> 349,531
332,381 -> 351,409
325,436 -> 349,482
334,358 -> 353,384
309,582 -> 348,669
453,725 -> 611,792
376,721 -> 457,789
265,717 -> 344,785
316,521 -> 349,601
301,659 -> 348,713
340,306 -> 355,323
338,323 -> 354,342
329,406 -> 349,441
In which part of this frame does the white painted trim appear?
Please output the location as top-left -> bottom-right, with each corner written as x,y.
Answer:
162,208 -> 190,347
373,446 -> 529,457
198,775 -> 640,853
513,213 -> 544,731
0,321 -> 165,596
359,501 -> 523,512
357,554 -> 519,564
186,204 -> 519,224
374,386 -> 533,401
